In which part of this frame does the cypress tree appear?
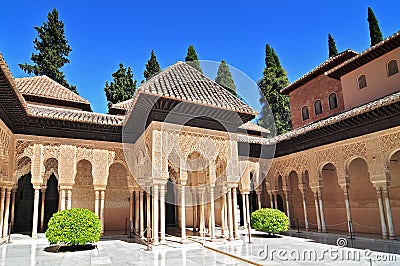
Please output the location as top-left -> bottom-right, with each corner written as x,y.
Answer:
328,34 -> 339,58
104,63 -> 137,109
215,60 -> 237,96
19,8 -> 77,94
143,50 -> 161,81
185,45 -> 202,73
258,44 -> 291,135
368,7 -> 383,46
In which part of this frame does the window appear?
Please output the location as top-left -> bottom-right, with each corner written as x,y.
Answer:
302,106 -> 309,121
387,60 -> 399,76
328,93 -> 338,110
357,75 -> 367,89
314,100 -> 322,115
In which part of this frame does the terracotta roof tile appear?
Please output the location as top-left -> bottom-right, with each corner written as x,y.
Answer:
15,76 -> 90,106
27,104 -> 124,126
238,121 -> 269,134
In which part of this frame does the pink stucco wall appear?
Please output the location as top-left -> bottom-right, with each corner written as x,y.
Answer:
341,47 -> 400,110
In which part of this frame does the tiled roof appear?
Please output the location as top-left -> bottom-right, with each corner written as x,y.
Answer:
128,62 -> 257,115
110,98 -> 134,111
281,50 -> 359,95
327,31 -> 400,79
272,91 -> 400,143
15,76 -> 90,106
238,121 -> 269,134
27,104 -> 124,126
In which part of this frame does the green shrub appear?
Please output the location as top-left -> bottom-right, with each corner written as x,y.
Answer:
251,208 -> 289,234
45,208 -> 101,246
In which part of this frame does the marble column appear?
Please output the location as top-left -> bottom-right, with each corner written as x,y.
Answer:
153,185 -> 159,245
284,191 -> 291,227
10,188 -> 16,232
67,190 -> 72,210
269,192 -> 274,209
209,187 -> 215,239
60,189 -> 66,211
318,191 -> 326,233
0,188 -> 5,236
220,193 -> 226,238
192,191 -> 198,232
139,191 -> 144,237
376,188 -> 388,238
227,189 -> 234,240
129,191 -> 134,232
180,186 -> 186,241
300,191 -> 309,230
343,187 -> 352,235
274,193 -> 278,209
135,191 -> 140,233
232,188 -> 239,239
257,192 -> 262,210
160,185 -> 166,244
2,188 -> 11,237
100,191 -> 105,234
32,188 -> 40,238
146,190 -> 151,240
382,187 -> 395,239
313,191 -> 321,231
245,194 -> 251,230
40,187 -> 46,231
95,191 -> 99,217
199,191 -> 205,237
241,193 -> 247,227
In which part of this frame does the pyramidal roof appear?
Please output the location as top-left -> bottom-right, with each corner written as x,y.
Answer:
110,61 -> 257,115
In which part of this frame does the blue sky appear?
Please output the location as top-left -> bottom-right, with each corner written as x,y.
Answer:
1,1 -> 399,114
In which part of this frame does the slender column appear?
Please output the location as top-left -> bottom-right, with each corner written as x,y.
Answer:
0,188 -> 5,236
139,191 -> 144,237
32,188 -> 40,238
220,193 -> 226,237
146,190 -> 151,240
273,193 -> 278,209
67,190 -> 72,210
318,191 -> 326,233
60,189 -> 66,211
135,191 -> 140,233
40,187 -> 46,231
95,191 -> 100,217
313,191 -> 321,231
209,187 -> 215,239
100,191 -> 105,234
241,193 -> 247,227
245,194 -> 251,230
232,188 -> 239,239
269,192 -> 274,209
160,185 -> 166,244
192,191 -> 198,232
153,185 -> 159,245
343,187 -> 352,235
180,186 -> 186,241
257,192 -> 262,210
129,191 -> 134,232
284,192 -> 291,227
227,188 -> 234,240
2,188 -> 11,237
10,188 -> 16,232
300,191 -> 309,231
376,188 -> 388,238
382,188 -> 395,239
199,191 -> 205,237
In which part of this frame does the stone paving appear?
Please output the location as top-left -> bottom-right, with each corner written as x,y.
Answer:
0,231 -> 399,265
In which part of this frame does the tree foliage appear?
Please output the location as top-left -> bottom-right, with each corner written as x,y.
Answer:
144,50 -> 161,80
104,63 -> 137,108
328,33 -> 339,58
258,44 -> 292,135
19,8 -> 77,94
45,208 -> 101,246
251,208 -> 289,234
185,45 -> 202,73
215,60 -> 237,96
368,7 -> 383,46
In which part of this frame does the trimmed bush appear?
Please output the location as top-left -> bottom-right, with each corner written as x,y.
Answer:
251,208 -> 289,234
45,208 -> 101,246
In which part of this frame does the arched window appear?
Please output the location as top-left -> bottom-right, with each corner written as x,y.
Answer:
328,93 -> 338,110
301,106 -> 309,121
387,60 -> 399,76
314,100 -> 322,115
357,75 -> 367,89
